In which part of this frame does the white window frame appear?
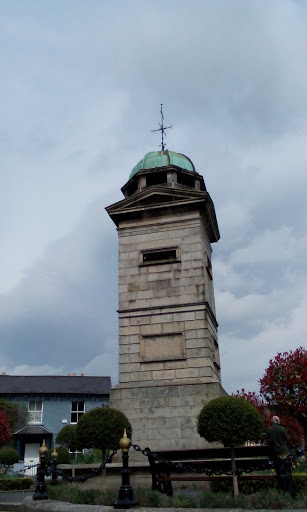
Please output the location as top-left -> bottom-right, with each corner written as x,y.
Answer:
28,400 -> 43,424
70,401 -> 85,424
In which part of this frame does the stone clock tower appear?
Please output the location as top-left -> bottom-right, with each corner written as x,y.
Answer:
106,150 -> 225,453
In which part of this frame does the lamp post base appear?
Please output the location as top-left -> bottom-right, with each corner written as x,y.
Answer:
114,485 -> 138,509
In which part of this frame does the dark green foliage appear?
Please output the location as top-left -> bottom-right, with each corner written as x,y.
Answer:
210,476 -> 278,494
56,424 -> 79,452
100,488 -> 118,506
47,483 -> 117,505
134,488 -> 162,507
0,446 -> 19,466
201,489 -> 307,509
197,396 -> 265,446
46,483 -> 307,508
293,473 -> 307,495
75,448 -> 102,464
167,493 -> 198,508
242,488 -> 299,509
200,491 -> 237,508
293,459 -> 307,473
210,473 -> 307,496
47,446 -> 71,464
76,407 -> 132,452
0,476 -> 33,490
0,400 -> 19,431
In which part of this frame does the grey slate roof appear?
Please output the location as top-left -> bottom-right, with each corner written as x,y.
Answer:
14,424 -> 52,436
0,375 -> 111,396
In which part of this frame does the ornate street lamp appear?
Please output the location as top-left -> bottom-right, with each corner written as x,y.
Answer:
33,440 -> 49,500
114,429 -> 137,509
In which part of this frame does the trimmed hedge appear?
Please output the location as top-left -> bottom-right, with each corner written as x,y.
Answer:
47,484 -> 307,508
210,473 -> 307,495
0,477 -> 33,490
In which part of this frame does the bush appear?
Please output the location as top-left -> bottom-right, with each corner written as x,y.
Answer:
293,473 -> 307,495
134,488 -> 162,507
0,477 -> 33,490
167,493 -> 198,508
197,396 -> 265,446
56,425 -> 79,452
47,446 -> 71,464
47,483 -> 117,505
46,483 -> 307,509
244,488 -> 296,509
200,491 -> 237,508
210,473 -> 307,496
75,448 -> 102,464
76,407 -> 132,454
293,459 -> 307,474
210,476 -> 277,494
0,446 -> 19,466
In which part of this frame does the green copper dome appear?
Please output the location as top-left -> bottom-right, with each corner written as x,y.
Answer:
129,150 -> 196,180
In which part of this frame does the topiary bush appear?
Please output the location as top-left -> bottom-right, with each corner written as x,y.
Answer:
197,396 -> 265,497
0,446 -> 20,467
56,425 -> 79,452
197,396 -> 265,446
76,407 -> 132,490
76,407 -> 132,454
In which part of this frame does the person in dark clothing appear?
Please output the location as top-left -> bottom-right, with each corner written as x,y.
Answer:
266,416 -> 295,497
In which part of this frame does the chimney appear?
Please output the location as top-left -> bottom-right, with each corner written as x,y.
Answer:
67,373 -> 71,376
73,373 -> 76,376
2,372 -> 6,376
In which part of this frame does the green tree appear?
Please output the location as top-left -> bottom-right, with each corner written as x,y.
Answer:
56,425 -> 79,479
47,446 -> 71,465
0,446 -> 19,471
56,425 -> 79,452
259,347 -> 307,449
76,407 -> 132,489
197,396 -> 265,497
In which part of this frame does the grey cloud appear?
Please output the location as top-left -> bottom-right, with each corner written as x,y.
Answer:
0,198 -> 118,373
1,0 -> 307,395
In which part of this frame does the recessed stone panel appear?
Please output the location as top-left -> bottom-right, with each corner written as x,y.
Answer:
140,333 -> 186,362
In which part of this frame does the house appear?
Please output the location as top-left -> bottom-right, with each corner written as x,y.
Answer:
0,374 -> 110,467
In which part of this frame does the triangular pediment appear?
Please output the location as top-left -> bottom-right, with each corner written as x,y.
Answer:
106,185 -> 220,242
106,185 -> 207,214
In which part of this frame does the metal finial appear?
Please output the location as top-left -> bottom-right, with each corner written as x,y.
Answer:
151,104 -> 172,150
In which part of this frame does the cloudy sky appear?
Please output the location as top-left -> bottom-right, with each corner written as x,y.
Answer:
1,0 -> 306,395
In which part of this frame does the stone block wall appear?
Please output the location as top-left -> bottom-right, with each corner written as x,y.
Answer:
111,381 -> 226,455
117,210 -> 221,386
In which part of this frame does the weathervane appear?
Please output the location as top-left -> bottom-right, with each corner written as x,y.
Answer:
151,104 -> 172,150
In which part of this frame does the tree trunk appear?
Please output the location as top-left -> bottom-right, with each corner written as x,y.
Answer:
101,448 -> 106,491
230,445 -> 239,497
72,451 -> 76,487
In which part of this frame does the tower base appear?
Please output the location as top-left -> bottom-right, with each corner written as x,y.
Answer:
111,379 -> 226,460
